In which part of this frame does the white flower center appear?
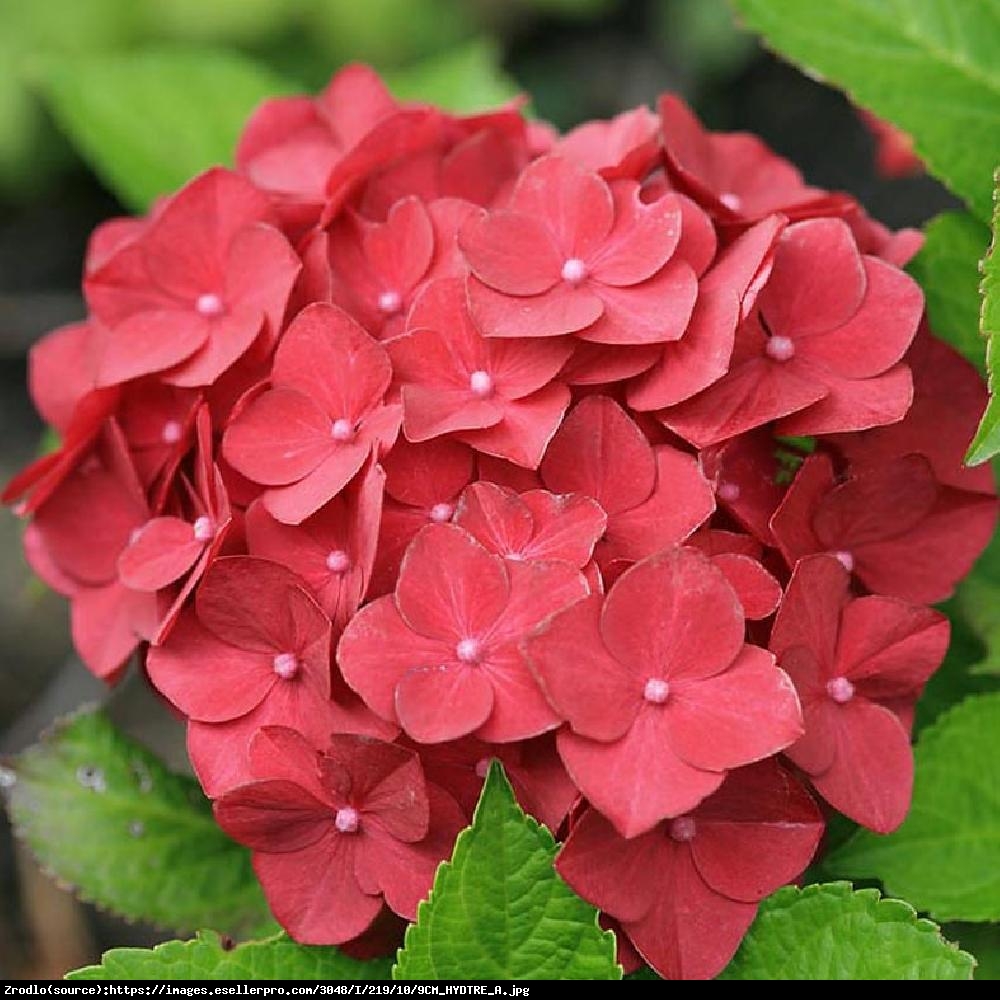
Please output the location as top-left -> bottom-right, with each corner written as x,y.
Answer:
195,293 -> 225,317
272,652 -> 300,680
826,676 -> 855,704
561,258 -> 588,284
643,678 -> 670,704
765,335 -> 796,362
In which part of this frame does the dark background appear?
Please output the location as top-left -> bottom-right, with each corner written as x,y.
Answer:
0,0 -> 955,978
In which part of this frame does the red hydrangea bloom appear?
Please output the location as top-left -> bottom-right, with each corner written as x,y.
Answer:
659,94 -> 848,225
525,547 -> 803,837
27,321 -> 99,435
857,109 -> 922,179
214,726 -> 465,944
87,168 -> 301,388
771,451 -> 998,604
556,759 -> 823,979
371,438 -> 475,596
539,396 -> 715,575
223,302 -> 400,524
148,556 -> 389,793
245,459 -> 384,629
772,555 -> 949,831
387,277 -> 572,468
418,733 -> 578,833
453,481 -> 606,571
460,156 -> 697,344
661,218 -> 923,447
338,523 -> 588,744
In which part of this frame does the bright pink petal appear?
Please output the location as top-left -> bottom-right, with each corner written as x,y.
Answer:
600,548 -> 744,684
579,260 -> 697,345
261,440 -> 371,524
28,322 -> 98,432
508,155 -> 615,259
396,523 -> 510,641
453,482 -> 534,557
456,382 -> 570,469
71,581 -> 157,681
458,210 -> 562,294
117,516 -> 204,591
365,196 -> 434,293
667,645 -> 803,771
223,388 -> 333,486
273,302 -> 392,422
96,310 -> 209,387
561,341 -> 661,386
468,277 -> 604,339
540,395 -> 655,514
759,219 -> 867,337
521,490 -> 607,565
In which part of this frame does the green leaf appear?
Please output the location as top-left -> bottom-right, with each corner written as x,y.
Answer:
384,40 -> 520,113
720,883 -> 974,979
944,923 -> 1000,980
907,212 -> 990,374
393,762 -> 620,980
827,694 -> 1000,922
67,930 -> 392,981
731,0 -> 1000,223
967,171 -> 1000,464
952,526 -> 1000,673
39,48 -> 295,212
2,708 -> 270,935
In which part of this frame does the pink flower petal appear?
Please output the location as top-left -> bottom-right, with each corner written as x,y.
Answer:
214,779 -> 330,852
601,548 -> 745,684
395,663 -> 495,743
96,310 -> 209,387
709,553 -> 782,620
468,276 -> 604,339
667,645 -> 803,771
458,210 -> 562,294
117,516 -> 204,591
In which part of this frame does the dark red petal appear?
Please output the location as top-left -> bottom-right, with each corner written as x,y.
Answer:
770,554 -> 849,669
710,553 -> 782,620
214,779 -> 329,852
769,453 -> 836,569
555,808 -> 663,922
383,437 -> 474,507
691,759 -> 823,902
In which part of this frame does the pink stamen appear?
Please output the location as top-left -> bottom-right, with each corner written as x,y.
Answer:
456,638 -> 483,664
717,481 -> 741,502
429,502 -> 454,523
469,370 -> 494,398
561,258 -> 588,284
643,678 -> 670,704
833,550 -> 855,572
827,676 -> 855,704
765,335 -> 796,362
719,192 -> 743,212
669,816 -> 697,842
331,418 -> 355,442
162,420 -> 183,445
193,516 -> 214,542
195,293 -> 225,317
272,653 -> 300,680
377,290 -> 402,315
326,549 -> 350,574
335,806 -> 360,834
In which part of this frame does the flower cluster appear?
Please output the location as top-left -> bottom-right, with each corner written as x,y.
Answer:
7,66 -> 996,979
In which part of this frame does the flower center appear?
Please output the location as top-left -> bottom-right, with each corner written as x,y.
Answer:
161,420 -> 183,445
643,677 -> 670,704
669,816 -> 697,842
826,676 -> 855,704
377,290 -> 402,315
474,756 -> 493,779
456,638 -> 483,664
832,550 -> 855,572
719,192 -> 743,212
195,293 -> 225,317
717,481 -> 741,502
561,258 -> 588,285
469,370 -> 494,398
765,335 -> 796,362
192,516 -> 215,542
331,418 -> 355,442
335,806 -> 360,834
272,652 -> 300,680
326,549 -> 350,574
429,502 -> 454,523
